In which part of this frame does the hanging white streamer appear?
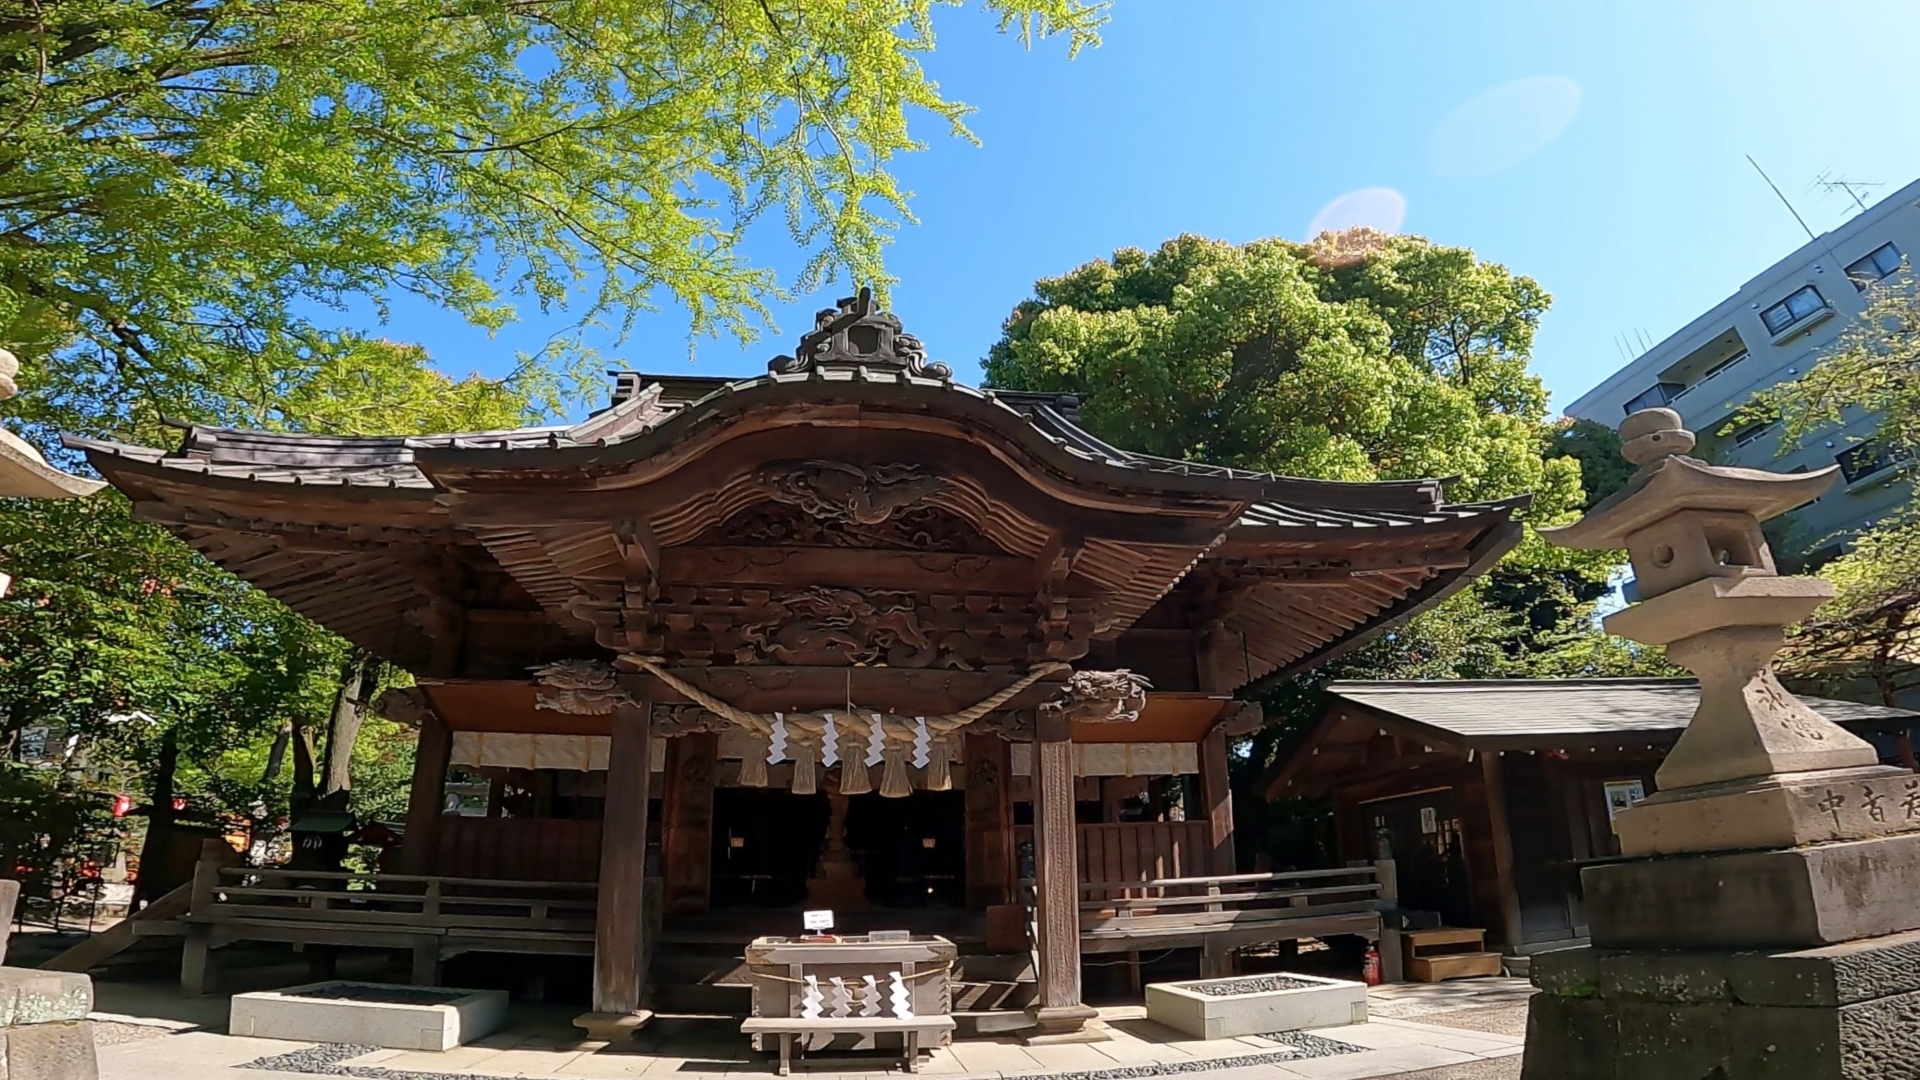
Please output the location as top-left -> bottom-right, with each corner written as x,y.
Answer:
768,713 -> 788,764
911,717 -> 931,769
854,973 -> 882,1049
888,971 -> 913,1019
800,974 -> 823,1018
828,976 -> 853,1018
866,712 -> 886,766
821,714 -> 839,767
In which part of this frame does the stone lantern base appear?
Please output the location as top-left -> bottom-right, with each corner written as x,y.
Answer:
1525,928 -> 1920,1079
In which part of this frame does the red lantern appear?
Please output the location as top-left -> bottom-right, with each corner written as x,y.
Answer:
171,796 -> 187,812
112,795 -> 133,817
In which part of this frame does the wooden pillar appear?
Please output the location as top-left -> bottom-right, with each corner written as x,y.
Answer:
661,732 -> 717,916
1479,752 -> 1524,951
401,712 -> 452,875
965,732 -> 1013,909
1199,727 -> 1236,876
579,696 -> 655,1037
1025,710 -> 1099,1043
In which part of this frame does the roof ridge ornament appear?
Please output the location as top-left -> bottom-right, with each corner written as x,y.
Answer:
769,288 -> 952,381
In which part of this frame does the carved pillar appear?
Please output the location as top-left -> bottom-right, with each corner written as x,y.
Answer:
401,712 -> 451,876
964,732 -> 1013,909
1026,707 -> 1097,1042
661,732 -> 717,916
1023,669 -> 1145,1043
582,694 -> 654,1036
1199,726 -> 1236,876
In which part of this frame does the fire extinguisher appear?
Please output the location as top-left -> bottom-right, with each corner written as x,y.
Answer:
1362,944 -> 1383,986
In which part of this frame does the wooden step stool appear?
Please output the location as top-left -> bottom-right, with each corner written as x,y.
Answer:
1402,928 -> 1503,983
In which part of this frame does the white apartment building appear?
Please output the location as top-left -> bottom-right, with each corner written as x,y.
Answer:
1566,178 -> 1919,563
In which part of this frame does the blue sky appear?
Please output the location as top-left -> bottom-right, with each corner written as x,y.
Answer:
378,0 -> 1920,419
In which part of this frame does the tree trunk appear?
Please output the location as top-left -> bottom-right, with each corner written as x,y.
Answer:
290,722 -> 318,820
261,721 -> 291,785
131,727 -> 179,912
322,653 -> 380,797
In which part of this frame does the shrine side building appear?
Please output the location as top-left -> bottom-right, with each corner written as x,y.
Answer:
71,298 -> 1527,1036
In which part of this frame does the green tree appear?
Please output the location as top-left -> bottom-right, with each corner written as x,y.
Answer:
1547,418 -> 1634,511
982,229 -> 1668,793
2,0 -> 1104,435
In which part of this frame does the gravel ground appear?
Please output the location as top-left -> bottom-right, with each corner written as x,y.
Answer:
90,1021 -> 175,1047
1174,976 -> 1316,997
1390,1057 -> 1523,1080
1412,1003 -> 1531,1038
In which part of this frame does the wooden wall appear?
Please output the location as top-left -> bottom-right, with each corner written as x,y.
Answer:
1078,821 -> 1213,899
432,816 -> 602,883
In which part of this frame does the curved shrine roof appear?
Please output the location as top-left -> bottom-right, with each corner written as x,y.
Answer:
66,293 -> 1528,693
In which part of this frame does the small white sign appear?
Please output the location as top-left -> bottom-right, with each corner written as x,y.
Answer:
1603,779 -> 1648,834
1419,806 -> 1438,834
803,909 -> 835,931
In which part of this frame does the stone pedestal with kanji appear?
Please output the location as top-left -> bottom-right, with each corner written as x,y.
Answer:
1521,408 -> 1920,1080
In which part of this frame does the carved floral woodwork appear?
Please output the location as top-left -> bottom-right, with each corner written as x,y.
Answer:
756,460 -> 949,527
1039,669 -> 1152,725
737,586 -> 935,667
650,704 -> 732,735
702,500 -> 1003,555
531,658 -> 630,715
371,686 -> 436,728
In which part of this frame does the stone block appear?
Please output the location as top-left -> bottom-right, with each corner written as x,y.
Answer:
1597,950 -> 1731,1003
0,882 -> 16,967
1616,767 -> 1920,857
0,1020 -> 99,1080
1529,946 -> 1600,997
1583,832 -> 1920,949
0,971 -> 91,1028
1614,1000 -> 1732,1079
228,982 -> 507,1052
1730,929 -> 1920,1008
1520,994 -> 1614,1080
1143,974 -> 1366,1040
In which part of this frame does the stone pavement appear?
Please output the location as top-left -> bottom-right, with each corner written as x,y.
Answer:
88,980 -> 1534,1080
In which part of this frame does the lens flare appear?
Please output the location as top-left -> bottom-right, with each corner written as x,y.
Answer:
1429,76 -> 1582,178
1307,187 -> 1408,238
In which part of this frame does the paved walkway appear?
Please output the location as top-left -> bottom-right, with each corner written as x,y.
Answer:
89,980 -> 1535,1080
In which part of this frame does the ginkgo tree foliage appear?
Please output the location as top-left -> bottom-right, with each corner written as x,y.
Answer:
2,0 -> 1104,435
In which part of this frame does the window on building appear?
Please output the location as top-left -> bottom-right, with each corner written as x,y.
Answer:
1846,242 -> 1902,290
1623,383 -> 1683,414
1733,420 -> 1777,447
1836,441 -> 1911,483
1760,286 -> 1827,336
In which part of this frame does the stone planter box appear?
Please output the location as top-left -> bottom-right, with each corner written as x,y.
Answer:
229,981 -> 508,1051
1145,974 -> 1367,1039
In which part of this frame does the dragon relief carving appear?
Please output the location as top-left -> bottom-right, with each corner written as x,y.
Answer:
735,586 -> 947,668
531,658 -> 630,715
1040,669 -> 1153,725
756,460 -> 948,526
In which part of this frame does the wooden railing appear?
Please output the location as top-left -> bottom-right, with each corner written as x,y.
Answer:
190,863 -> 598,935
1076,867 -> 1382,969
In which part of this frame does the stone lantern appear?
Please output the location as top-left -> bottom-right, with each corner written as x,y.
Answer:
1522,407 -> 1920,1080
0,348 -> 103,502
1541,406 -> 1910,854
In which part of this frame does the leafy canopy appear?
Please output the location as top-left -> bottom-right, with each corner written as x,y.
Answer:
983,230 -> 1581,514
1,0 -> 1104,434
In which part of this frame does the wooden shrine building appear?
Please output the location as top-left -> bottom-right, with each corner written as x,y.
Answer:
71,294 -> 1526,1038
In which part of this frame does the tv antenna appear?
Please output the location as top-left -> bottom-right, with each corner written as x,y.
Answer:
1747,156 -> 1816,242
1810,170 -> 1882,215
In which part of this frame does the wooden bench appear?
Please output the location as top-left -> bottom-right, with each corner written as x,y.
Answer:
1403,928 -> 1502,982
740,1015 -> 956,1075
